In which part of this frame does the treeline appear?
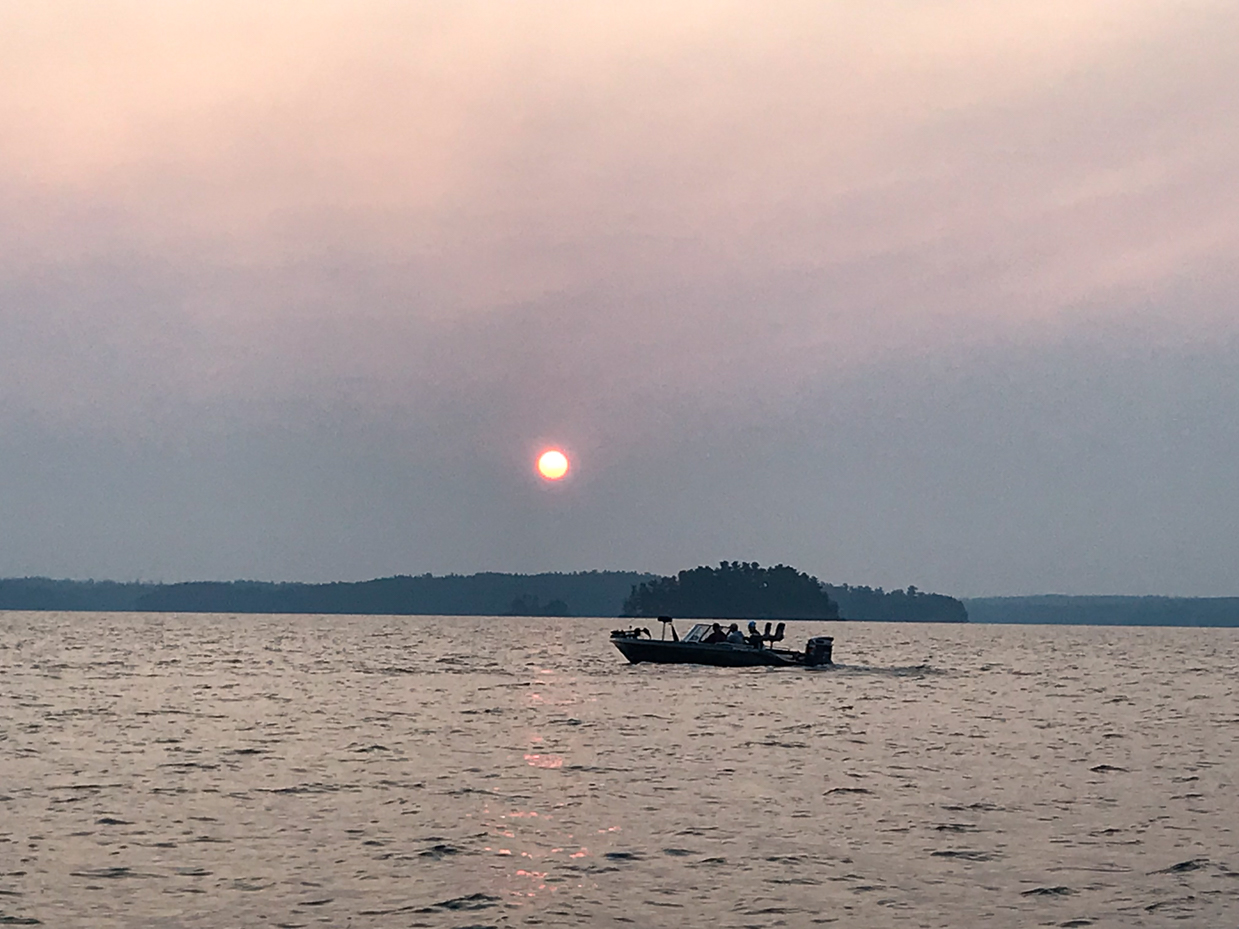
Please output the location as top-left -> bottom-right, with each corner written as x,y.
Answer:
825,583 -> 969,623
624,562 -> 840,620
0,578 -> 150,612
965,596 -> 1239,627
0,572 -> 654,617
622,562 -> 968,622
0,568 -> 969,621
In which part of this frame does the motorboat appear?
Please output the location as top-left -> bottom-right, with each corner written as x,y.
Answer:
610,617 -> 833,668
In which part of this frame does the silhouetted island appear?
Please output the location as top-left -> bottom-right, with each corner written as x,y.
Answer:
624,562 -> 968,622
624,562 -> 840,619
0,567 -> 967,621
824,582 -> 969,623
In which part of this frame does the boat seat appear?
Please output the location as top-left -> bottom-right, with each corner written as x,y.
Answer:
761,622 -> 785,643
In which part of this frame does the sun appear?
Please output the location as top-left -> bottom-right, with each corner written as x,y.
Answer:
537,449 -> 570,481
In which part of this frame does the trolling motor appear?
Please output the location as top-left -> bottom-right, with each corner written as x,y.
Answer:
609,627 -> 651,639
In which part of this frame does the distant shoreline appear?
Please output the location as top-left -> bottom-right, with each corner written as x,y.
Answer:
965,595 -> 1239,627
0,569 -> 965,622
4,576 -> 1235,626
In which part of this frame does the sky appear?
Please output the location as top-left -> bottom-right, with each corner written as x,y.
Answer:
1,1 -> 1237,596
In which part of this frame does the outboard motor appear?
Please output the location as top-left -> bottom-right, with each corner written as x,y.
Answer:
804,636 -> 834,667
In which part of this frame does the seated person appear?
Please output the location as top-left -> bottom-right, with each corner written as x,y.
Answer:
747,621 -> 763,648
702,622 -> 727,644
725,623 -> 747,645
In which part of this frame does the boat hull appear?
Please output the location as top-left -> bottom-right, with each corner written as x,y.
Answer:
611,637 -> 805,667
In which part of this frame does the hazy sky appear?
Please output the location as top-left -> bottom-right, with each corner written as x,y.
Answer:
2,1 -> 1237,595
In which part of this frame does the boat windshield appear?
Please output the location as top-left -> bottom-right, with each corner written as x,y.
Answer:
681,623 -> 711,643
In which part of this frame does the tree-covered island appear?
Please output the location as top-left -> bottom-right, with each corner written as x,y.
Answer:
623,562 -> 840,619
622,561 -> 968,622
0,566 -> 968,621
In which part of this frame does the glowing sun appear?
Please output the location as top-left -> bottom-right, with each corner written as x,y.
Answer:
537,449 -> 570,481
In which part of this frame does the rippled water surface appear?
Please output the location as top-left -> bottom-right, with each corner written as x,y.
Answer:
1,613 -> 1237,928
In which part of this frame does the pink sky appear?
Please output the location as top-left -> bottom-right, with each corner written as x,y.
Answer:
1,3 -> 1237,591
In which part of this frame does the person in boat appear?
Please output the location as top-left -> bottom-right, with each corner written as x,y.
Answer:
725,623 -> 747,645
746,621 -> 764,649
702,622 -> 727,644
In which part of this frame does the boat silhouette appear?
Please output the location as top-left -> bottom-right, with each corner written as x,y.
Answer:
611,617 -> 833,668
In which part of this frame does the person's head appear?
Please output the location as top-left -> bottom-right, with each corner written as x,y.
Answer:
712,623 -> 722,632
728,623 -> 738,632
748,621 -> 758,632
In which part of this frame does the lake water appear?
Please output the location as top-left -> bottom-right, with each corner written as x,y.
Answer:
1,613 -> 1237,928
